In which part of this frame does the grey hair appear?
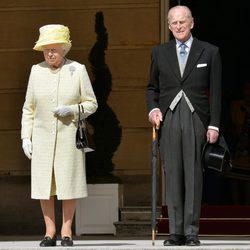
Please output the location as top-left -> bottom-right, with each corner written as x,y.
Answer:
42,43 -> 71,56
168,5 -> 193,23
61,43 -> 71,56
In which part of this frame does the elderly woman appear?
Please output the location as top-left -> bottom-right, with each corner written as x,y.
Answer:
21,24 -> 98,247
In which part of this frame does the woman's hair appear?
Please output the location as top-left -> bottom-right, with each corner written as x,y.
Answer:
62,43 -> 71,56
42,43 -> 71,56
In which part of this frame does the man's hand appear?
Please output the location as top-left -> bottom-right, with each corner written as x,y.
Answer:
207,129 -> 219,143
22,138 -> 32,159
53,106 -> 74,117
149,109 -> 163,129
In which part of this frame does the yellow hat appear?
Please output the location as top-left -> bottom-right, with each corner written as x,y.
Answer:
33,24 -> 72,51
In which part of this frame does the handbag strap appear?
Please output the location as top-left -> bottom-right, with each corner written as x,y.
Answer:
78,104 -> 85,124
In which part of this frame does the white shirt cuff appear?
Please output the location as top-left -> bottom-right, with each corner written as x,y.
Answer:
148,108 -> 161,117
208,126 -> 219,132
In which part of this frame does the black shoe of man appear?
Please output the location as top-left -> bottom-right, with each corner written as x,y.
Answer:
163,234 -> 185,246
185,235 -> 201,246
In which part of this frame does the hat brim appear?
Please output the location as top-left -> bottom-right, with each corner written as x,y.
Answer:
202,140 -> 231,173
33,41 -> 72,51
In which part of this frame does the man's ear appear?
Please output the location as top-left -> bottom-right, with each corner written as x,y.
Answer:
191,18 -> 194,29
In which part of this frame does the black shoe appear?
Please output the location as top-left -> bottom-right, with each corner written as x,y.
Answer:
61,236 -> 73,247
185,235 -> 200,246
39,236 -> 57,247
163,234 -> 185,246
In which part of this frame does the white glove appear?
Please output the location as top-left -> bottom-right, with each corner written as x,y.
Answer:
22,138 -> 32,159
53,106 -> 74,117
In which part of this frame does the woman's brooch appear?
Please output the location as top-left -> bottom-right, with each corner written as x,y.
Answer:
69,65 -> 76,76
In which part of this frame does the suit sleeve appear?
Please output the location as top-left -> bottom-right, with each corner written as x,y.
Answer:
209,47 -> 222,128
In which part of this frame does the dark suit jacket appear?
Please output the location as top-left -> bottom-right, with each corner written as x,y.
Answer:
146,37 -> 222,128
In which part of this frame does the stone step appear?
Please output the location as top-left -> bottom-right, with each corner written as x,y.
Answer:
115,205 -> 250,236
114,221 -> 152,236
120,206 -> 162,221
158,205 -> 250,235
115,207 -> 162,236
2,238 -> 250,250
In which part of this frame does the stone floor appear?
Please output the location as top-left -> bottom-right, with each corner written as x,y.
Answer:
0,236 -> 250,250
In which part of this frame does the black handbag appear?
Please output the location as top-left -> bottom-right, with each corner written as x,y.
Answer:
76,104 -> 95,153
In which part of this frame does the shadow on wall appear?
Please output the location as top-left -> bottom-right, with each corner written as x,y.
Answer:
85,12 -> 122,182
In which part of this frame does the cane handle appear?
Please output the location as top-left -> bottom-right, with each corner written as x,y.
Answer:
152,126 -> 156,141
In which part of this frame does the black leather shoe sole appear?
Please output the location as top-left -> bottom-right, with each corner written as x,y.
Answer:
185,236 -> 200,246
39,236 -> 57,247
163,239 -> 183,246
61,236 -> 73,247
163,235 -> 185,246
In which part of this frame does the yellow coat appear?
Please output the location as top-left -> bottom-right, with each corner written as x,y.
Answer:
21,59 -> 98,200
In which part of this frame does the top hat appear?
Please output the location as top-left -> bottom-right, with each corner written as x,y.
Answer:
33,24 -> 72,51
202,136 -> 232,173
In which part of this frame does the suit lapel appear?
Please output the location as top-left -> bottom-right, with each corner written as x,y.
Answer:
163,38 -> 205,82
182,38 -> 204,81
164,40 -> 182,81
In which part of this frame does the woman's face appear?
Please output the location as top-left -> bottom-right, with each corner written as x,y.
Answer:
43,43 -> 66,69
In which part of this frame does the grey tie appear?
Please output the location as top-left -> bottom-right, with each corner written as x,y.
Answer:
179,43 -> 187,64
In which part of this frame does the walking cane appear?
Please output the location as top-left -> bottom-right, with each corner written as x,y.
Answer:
151,126 -> 158,246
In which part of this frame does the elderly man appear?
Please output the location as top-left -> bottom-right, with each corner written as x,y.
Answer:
146,5 -> 222,246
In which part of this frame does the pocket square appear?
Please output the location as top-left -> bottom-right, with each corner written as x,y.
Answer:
197,63 -> 207,68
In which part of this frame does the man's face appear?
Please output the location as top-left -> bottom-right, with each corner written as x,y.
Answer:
168,8 -> 194,43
